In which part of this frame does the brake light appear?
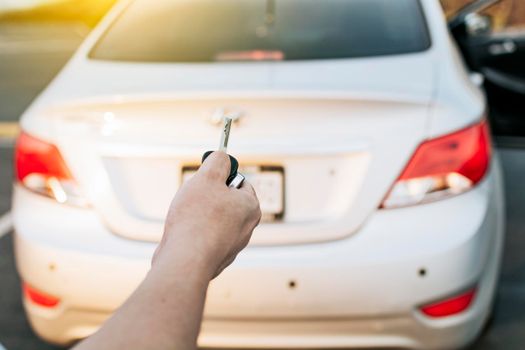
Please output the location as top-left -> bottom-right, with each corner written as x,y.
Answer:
15,132 -> 88,206
22,283 -> 60,308
215,50 -> 285,61
420,287 -> 477,318
381,121 -> 491,208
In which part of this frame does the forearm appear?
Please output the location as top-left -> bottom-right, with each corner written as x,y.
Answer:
74,254 -> 211,350
73,152 -> 260,350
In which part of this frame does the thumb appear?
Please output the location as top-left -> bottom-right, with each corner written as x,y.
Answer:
198,151 -> 231,182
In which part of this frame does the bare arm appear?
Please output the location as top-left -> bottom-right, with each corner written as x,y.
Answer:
74,152 -> 261,350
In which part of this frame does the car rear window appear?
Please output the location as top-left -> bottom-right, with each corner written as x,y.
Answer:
90,0 -> 431,62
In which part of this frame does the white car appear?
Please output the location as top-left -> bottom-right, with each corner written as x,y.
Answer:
13,0 -> 505,349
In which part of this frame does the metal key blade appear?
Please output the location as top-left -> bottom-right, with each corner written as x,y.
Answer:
219,117 -> 233,152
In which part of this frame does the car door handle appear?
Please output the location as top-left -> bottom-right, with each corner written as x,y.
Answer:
488,40 -> 517,56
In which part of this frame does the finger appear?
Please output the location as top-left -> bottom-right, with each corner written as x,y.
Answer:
238,181 -> 257,197
199,151 -> 231,182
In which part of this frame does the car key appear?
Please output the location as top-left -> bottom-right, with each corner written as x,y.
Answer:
202,117 -> 245,188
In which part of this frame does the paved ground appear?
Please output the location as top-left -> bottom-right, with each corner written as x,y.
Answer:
1,20 -> 525,350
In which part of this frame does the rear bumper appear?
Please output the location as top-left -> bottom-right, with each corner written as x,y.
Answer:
13,162 -> 505,349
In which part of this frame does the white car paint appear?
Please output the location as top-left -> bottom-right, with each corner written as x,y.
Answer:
13,0 -> 505,349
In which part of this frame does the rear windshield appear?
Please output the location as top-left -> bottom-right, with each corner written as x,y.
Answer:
90,0 -> 431,62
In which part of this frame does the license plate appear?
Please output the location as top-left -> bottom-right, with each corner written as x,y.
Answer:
182,165 -> 285,221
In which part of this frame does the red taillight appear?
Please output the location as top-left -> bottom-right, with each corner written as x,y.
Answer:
381,121 -> 491,208
15,132 -> 87,206
15,132 -> 72,182
420,287 -> 477,318
398,121 -> 490,184
22,283 -> 60,308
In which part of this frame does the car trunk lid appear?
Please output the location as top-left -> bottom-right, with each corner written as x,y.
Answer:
46,91 -> 430,245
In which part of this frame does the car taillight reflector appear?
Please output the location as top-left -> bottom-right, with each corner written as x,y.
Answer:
15,132 -> 87,206
381,121 -> 491,208
420,287 -> 477,318
15,132 -> 72,182
22,283 -> 60,308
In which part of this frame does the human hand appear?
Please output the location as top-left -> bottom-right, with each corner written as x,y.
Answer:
152,151 -> 261,280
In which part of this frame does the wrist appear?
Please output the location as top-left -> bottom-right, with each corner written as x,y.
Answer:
151,241 -> 216,285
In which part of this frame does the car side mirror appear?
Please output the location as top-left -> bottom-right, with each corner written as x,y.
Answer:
464,13 -> 493,36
